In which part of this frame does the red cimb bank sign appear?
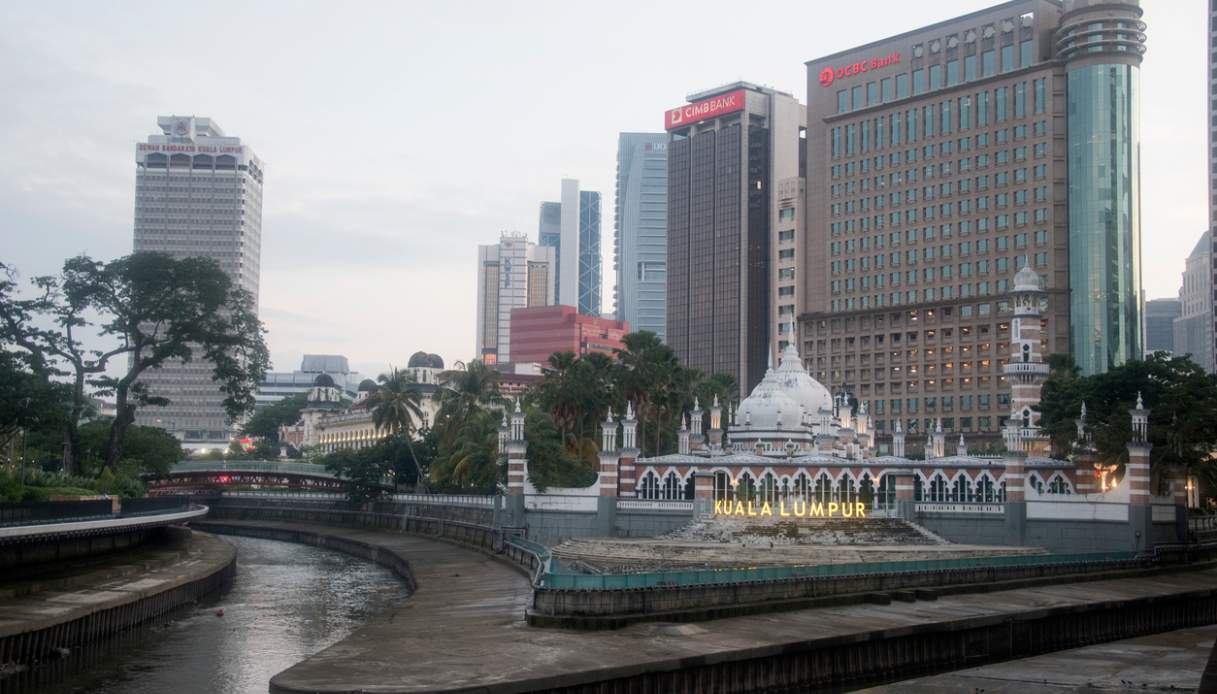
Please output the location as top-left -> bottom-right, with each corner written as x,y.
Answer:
818,51 -> 901,88
665,89 -> 746,130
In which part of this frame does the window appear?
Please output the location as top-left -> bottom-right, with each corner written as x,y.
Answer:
867,81 -> 878,106
964,54 -> 977,81
852,85 -> 864,110
779,208 -> 795,222
1020,39 -> 1033,68
946,60 -> 958,86
779,249 -> 795,260
1033,77 -> 1046,114
896,73 -> 909,99
1014,82 -> 1026,118
881,77 -> 893,102
982,49 -> 995,77
1000,44 -> 1014,73
928,64 -> 942,91
838,90 -> 848,113
912,68 -> 925,96
977,91 -> 989,126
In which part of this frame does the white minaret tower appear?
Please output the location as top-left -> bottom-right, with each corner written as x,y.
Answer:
1002,265 -> 1051,455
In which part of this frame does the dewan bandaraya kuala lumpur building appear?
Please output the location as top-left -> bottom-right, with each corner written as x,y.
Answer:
132,116 -> 264,450
800,0 -> 1146,451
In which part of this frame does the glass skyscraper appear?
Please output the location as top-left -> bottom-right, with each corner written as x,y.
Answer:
1061,1 -> 1146,374
543,179 -> 602,318
614,133 -> 668,338
578,189 -> 602,317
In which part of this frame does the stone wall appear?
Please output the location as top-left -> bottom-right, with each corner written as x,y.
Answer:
615,511 -> 695,538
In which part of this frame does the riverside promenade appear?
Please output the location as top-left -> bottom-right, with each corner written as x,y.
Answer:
195,518 -> 1217,694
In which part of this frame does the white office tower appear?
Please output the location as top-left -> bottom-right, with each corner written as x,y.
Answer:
475,232 -> 556,363
132,116 -> 265,449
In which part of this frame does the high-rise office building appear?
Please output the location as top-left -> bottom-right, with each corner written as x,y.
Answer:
540,179 -> 602,317
132,116 -> 264,448
538,201 -> 562,300
613,133 -> 668,338
802,0 -> 1145,446
665,82 -> 804,394
475,232 -> 556,363
1143,298 -> 1180,354
1210,0 -> 1217,365
1176,231 -> 1214,371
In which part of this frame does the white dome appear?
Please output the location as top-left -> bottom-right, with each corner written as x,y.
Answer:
773,344 -> 834,415
737,367 -> 802,431
1013,264 -> 1040,292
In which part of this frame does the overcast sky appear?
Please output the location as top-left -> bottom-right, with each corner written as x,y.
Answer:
0,0 -> 1204,379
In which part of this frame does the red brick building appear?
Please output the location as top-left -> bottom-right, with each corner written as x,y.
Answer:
509,305 -> 629,364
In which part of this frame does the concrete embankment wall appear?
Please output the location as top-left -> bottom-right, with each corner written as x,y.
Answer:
0,529 -> 235,671
1,526 -> 163,571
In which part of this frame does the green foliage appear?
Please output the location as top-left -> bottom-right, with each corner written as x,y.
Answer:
1039,353 -> 1217,489
322,448 -> 389,506
0,253 -> 269,473
366,367 -> 428,489
0,467 -> 145,501
524,408 -> 596,491
242,393 -> 308,444
77,420 -> 182,476
0,350 -> 72,464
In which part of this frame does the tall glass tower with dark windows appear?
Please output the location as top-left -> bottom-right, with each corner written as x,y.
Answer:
547,179 -> 602,317
614,133 -> 669,338
1058,0 -> 1146,375
578,189 -> 602,317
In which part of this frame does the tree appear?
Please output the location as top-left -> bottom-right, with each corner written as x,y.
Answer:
366,367 -> 427,490
614,331 -> 680,456
0,350 -> 71,464
0,254 -> 269,473
241,393 -> 309,444
78,420 -> 183,476
1039,353 -> 1217,491
322,448 -> 388,506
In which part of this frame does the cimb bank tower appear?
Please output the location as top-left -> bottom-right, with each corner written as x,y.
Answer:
801,0 -> 1145,450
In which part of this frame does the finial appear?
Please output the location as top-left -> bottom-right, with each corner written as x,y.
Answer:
501,411 -> 509,427
712,395 -> 720,409
626,400 -> 634,419
605,408 -> 615,424
936,417 -> 943,433
1136,391 -> 1144,410
895,419 -> 902,433
680,414 -> 688,431
959,433 -> 965,445
1080,401 -> 1088,419
514,397 -> 521,414
693,396 -> 700,411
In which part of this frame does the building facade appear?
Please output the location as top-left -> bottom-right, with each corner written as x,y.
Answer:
801,0 -> 1145,448
132,115 -> 265,449
475,232 -> 555,363
256,354 -> 364,408
613,133 -> 669,338
508,304 -> 629,364
665,82 -> 805,395
542,179 -> 602,317
1143,299 -> 1180,355
1210,0 -> 1217,367
1176,231 -> 1214,371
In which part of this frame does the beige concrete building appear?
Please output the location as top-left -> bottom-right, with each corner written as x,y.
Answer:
801,0 -> 1145,451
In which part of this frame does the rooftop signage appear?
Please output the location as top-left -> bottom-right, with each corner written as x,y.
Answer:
817,51 -> 901,88
714,499 -> 869,519
664,88 -> 746,130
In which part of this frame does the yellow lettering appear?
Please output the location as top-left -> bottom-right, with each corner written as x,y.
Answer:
761,502 -> 772,517
794,500 -> 806,518
811,502 -> 824,517
828,502 -> 839,517
734,501 -> 745,515
714,500 -> 723,515
842,502 -> 853,518
747,501 -> 756,517
856,502 -> 867,518
779,500 -> 791,517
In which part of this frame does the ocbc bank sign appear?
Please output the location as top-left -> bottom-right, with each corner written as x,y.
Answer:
818,51 -> 901,88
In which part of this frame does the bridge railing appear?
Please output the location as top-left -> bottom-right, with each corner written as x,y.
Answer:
166,460 -> 339,477
0,497 -> 194,528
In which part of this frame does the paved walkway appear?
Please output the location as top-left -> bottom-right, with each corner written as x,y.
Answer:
199,520 -> 1217,693
0,531 -> 234,639
861,624 -> 1217,692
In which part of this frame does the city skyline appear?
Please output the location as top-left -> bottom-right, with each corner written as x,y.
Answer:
0,0 -> 1205,378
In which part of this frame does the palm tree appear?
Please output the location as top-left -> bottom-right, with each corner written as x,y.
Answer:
366,367 -> 427,491
615,332 -> 679,456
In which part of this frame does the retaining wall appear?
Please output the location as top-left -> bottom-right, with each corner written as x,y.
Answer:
0,528 -> 235,671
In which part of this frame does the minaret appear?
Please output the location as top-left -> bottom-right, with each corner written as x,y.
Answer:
505,399 -> 529,525
678,414 -> 691,455
618,402 -> 639,497
931,418 -> 945,459
708,396 -> 723,450
689,397 -> 704,451
892,419 -> 906,457
1002,265 -> 1051,456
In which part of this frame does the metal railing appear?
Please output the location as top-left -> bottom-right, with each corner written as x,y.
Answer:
505,536 -> 552,585
167,460 -> 338,477
390,493 -> 495,508
1189,515 -> 1217,532
616,499 -> 694,512
537,550 -> 1139,590
0,497 -> 192,528
222,491 -> 346,500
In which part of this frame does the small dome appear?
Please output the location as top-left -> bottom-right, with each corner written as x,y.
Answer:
427,353 -> 444,369
1013,265 -> 1041,292
312,373 -> 336,388
407,351 -> 431,368
358,378 -> 377,392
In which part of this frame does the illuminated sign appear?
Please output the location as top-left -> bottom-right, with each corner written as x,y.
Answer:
714,499 -> 868,519
818,51 -> 901,88
665,89 -> 746,130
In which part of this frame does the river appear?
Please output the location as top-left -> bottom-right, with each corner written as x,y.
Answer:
26,535 -> 411,694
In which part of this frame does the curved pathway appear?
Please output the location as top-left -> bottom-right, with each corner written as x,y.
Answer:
196,519 -> 1217,693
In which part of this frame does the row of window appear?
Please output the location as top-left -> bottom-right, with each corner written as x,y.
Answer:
832,80 -> 1047,156
827,276 -> 1045,311
835,40 -> 1036,114
831,230 -> 1048,256
830,122 -> 1049,180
